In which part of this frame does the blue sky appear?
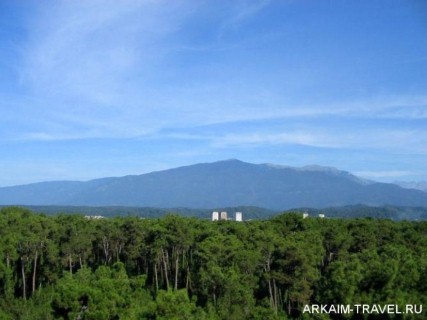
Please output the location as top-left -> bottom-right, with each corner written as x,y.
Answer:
1,0 -> 427,186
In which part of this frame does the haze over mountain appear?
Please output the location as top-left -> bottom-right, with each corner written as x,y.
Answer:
393,181 -> 427,193
0,160 -> 426,210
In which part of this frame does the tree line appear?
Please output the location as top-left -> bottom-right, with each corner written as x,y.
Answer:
7,204 -> 427,220
0,206 -> 426,319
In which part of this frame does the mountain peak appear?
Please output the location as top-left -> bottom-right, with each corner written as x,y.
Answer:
216,158 -> 248,165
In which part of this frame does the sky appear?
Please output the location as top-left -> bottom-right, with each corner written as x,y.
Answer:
0,0 -> 427,187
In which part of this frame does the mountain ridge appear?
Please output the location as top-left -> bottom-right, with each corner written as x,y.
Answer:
0,159 -> 426,210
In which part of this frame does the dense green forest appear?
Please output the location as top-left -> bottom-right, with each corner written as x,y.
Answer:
0,207 -> 426,319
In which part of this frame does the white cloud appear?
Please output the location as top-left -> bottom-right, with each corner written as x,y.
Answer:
6,0 -> 427,149
16,1 -> 283,140
18,1 -> 196,136
355,170 -> 417,179
209,132 -> 340,148
155,125 -> 427,157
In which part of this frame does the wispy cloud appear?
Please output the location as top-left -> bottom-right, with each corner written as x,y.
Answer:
354,170 -> 418,180
6,0 -> 425,144
18,1 -> 198,137
154,122 -> 427,156
217,0 -> 272,38
14,1 -> 281,140
209,132 -> 339,149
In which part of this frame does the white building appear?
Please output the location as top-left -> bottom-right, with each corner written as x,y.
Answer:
303,212 -> 309,219
212,211 -> 243,221
318,214 -> 325,218
212,211 -> 219,221
84,215 -> 105,219
220,211 -> 228,220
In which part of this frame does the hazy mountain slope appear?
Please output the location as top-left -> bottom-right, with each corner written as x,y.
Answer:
0,159 -> 426,210
394,181 -> 427,192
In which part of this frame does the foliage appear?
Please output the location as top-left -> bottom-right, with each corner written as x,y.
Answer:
0,207 -> 425,319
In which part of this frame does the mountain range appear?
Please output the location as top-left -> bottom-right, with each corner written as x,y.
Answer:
0,159 -> 426,210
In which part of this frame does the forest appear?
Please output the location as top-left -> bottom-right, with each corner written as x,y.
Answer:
0,206 -> 426,319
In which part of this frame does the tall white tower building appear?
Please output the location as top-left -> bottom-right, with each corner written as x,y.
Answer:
212,211 -> 219,221
220,211 -> 228,220
235,212 -> 242,222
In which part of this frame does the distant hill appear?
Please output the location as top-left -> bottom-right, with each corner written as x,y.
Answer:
0,159 -> 426,210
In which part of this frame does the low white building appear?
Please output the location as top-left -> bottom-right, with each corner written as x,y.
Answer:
84,215 -> 105,219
